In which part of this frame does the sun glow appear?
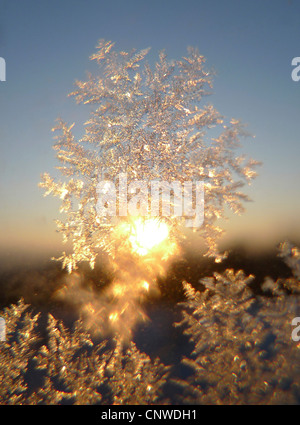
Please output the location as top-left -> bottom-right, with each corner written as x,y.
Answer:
57,217 -> 179,340
114,217 -> 172,257
128,218 -> 170,256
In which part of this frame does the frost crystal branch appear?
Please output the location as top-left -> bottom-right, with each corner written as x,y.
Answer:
0,301 -> 169,405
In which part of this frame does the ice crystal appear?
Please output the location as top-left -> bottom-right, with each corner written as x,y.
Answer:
39,39 -> 260,271
278,241 -> 300,287
0,244 -> 299,405
0,301 -> 169,405
174,260 -> 300,404
0,300 -> 40,404
104,339 -> 170,405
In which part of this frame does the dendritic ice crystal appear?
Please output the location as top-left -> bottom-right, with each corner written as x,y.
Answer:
39,40 -> 260,272
175,264 -> 300,404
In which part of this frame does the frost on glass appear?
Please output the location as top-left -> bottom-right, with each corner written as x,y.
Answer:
174,255 -> 300,404
38,40 -> 260,339
3,39 -> 298,405
0,244 -> 299,404
0,300 -> 169,405
39,40 -> 260,271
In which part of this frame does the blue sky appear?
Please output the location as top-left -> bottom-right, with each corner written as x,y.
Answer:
0,0 -> 299,260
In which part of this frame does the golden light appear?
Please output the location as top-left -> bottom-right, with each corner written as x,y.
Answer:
141,280 -> 150,291
112,283 -> 125,297
109,312 -> 119,322
66,217 -> 179,339
127,218 -> 169,256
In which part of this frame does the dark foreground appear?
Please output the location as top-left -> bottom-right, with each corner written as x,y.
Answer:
0,244 -> 299,404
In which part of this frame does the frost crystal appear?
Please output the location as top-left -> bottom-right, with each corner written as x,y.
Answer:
39,40 -> 260,271
0,301 -> 169,405
0,244 -> 299,404
174,263 -> 300,404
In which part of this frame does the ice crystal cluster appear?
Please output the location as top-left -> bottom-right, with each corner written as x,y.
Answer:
0,243 -> 299,404
175,269 -> 300,404
0,300 -> 169,404
5,40 -> 296,404
39,40 -> 259,271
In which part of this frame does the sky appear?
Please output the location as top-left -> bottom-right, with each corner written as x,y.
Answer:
0,0 -> 300,264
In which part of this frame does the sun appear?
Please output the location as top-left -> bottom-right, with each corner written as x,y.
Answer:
128,218 -> 170,256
